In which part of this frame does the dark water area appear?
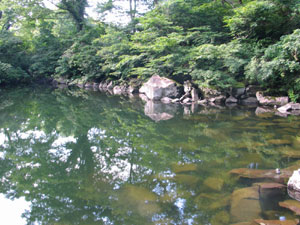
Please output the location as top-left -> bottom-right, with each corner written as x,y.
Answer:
0,86 -> 300,224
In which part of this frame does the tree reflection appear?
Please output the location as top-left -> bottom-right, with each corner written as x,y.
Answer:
0,86 -> 296,224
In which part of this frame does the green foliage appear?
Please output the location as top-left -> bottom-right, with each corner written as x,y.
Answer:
225,0 -> 300,41
190,41 -> 254,88
246,29 -> 300,98
55,26 -> 105,81
0,61 -> 29,84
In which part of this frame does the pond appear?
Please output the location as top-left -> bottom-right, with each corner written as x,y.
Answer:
0,85 -> 300,225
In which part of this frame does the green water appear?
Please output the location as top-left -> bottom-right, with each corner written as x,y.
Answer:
0,86 -> 300,225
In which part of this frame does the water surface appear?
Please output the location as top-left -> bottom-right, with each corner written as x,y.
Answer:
0,86 -> 300,224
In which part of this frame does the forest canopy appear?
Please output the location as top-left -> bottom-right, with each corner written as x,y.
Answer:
0,0 -> 299,100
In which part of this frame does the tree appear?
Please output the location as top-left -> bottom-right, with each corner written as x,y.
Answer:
57,0 -> 88,31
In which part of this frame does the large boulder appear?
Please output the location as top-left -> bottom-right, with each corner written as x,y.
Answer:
256,92 -> 289,106
139,75 -> 182,100
288,169 -> 300,192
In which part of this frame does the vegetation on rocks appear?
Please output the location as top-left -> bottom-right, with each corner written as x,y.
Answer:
0,0 -> 300,100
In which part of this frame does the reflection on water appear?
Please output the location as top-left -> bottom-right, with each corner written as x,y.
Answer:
0,86 -> 300,224
0,195 -> 30,224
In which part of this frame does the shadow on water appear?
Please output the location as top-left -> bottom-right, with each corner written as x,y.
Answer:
0,86 -> 300,224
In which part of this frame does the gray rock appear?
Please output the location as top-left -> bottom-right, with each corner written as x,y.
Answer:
161,97 -> 173,104
288,170 -> 300,192
107,81 -> 114,90
127,85 -> 139,94
209,95 -> 226,104
191,88 -> 199,102
139,75 -> 182,100
225,96 -> 238,104
139,94 -> 149,102
113,86 -> 123,95
256,91 -> 289,106
278,103 -> 300,113
84,82 -> 93,88
240,97 -> 258,105
183,80 -> 193,93
182,98 -> 192,104
198,99 -> 208,105
171,98 -> 181,103
232,87 -> 245,98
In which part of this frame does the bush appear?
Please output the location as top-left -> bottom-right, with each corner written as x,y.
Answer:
245,29 -> 300,99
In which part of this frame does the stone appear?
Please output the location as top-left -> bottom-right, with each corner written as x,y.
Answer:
226,96 -> 238,104
240,97 -> 259,105
279,200 -> 300,215
287,170 -> 300,192
231,223 -> 253,225
139,75 -> 182,100
198,99 -> 208,105
233,87 -> 246,98
209,95 -> 226,104
229,168 -> 292,183
171,98 -> 181,103
288,188 -> 300,201
278,103 -> 300,113
161,97 -> 173,104
127,85 -> 139,94
203,177 -> 224,191
191,88 -> 199,102
256,92 -> 289,106
172,163 -> 197,173
267,139 -> 291,145
230,186 -> 261,223
254,219 -> 299,225
113,85 -> 123,95
106,81 -> 114,90
210,211 -> 230,225
253,182 -> 286,199
182,98 -> 192,104
183,80 -> 193,93
84,82 -> 93,88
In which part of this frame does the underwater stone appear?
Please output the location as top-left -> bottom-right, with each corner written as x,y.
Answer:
279,200 -> 300,216
254,219 -> 299,225
230,186 -> 261,223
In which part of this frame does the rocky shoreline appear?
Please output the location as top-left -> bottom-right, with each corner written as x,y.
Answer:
53,75 -> 300,118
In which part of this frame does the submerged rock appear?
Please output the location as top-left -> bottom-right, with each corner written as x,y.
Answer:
230,186 -> 261,223
203,177 -> 224,191
139,75 -> 182,100
254,219 -> 299,225
210,210 -> 230,225
229,168 -> 291,183
253,182 -> 286,199
279,200 -> 300,216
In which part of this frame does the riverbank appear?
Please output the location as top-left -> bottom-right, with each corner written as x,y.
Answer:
52,75 -> 300,118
